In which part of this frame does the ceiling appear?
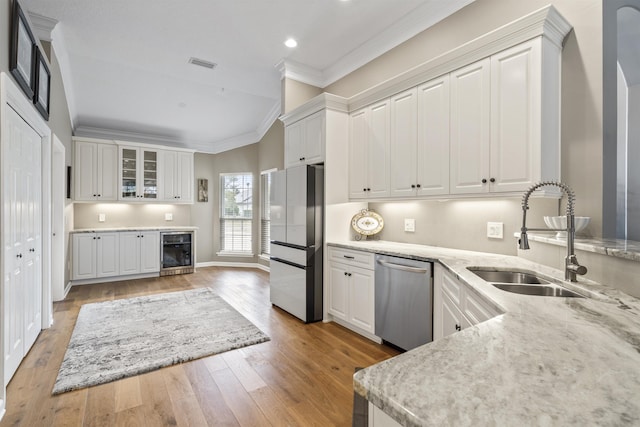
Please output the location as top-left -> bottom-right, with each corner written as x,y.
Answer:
22,0 -> 473,153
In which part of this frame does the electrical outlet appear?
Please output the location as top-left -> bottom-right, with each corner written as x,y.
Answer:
404,218 -> 415,232
165,213 -> 173,221
487,222 -> 504,239
98,213 -> 106,222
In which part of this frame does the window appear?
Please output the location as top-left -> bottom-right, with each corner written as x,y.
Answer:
260,170 -> 274,257
220,173 -> 253,254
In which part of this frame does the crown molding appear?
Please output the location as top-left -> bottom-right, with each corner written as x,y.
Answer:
28,12 -> 58,42
279,93 -> 349,126
348,4 -> 573,111
276,59 -> 324,88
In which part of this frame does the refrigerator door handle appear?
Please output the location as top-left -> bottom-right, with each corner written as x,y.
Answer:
270,240 -> 312,251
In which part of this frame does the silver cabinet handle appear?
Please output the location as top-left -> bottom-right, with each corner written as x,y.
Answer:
377,259 -> 428,274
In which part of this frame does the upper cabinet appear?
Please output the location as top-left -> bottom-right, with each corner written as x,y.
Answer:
343,5 -> 570,201
284,110 -> 325,168
73,137 -> 194,204
348,99 -> 391,199
74,139 -> 118,201
119,146 -> 159,201
160,150 -> 194,203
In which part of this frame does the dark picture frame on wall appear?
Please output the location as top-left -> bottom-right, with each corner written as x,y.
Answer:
9,0 -> 36,99
34,49 -> 51,120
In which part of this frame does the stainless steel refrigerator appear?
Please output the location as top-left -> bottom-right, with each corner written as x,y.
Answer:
269,164 -> 323,323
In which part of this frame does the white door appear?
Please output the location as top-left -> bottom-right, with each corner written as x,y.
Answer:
284,120 -> 304,168
72,233 -> 97,280
161,150 -> 177,200
389,88 -> 418,198
327,262 -> 348,321
140,232 -> 160,273
3,106 -> 43,384
490,40 -> 541,193
119,232 -> 141,275
96,233 -> 119,278
74,141 -> 97,201
417,75 -> 451,196
348,109 -> 368,199
367,99 -> 391,198
97,143 -> 118,201
450,59 -> 491,194
51,137 -> 65,301
348,266 -> 375,333
304,111 -> 325,164
176,152 -> 193,202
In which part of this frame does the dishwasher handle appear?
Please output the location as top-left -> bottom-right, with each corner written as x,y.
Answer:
377,259 -> 429,274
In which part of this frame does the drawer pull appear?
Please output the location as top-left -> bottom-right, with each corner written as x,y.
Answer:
343,255 -> 355,259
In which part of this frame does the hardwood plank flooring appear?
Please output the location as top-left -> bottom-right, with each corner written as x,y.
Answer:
1,267 -> 399,426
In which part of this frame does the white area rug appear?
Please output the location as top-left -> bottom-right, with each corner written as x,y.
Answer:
53,287 -> 269,394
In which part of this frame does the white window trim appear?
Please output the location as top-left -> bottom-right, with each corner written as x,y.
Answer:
219,172 -> 254,254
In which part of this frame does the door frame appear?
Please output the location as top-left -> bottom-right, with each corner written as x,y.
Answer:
52,135 -> 66,301
1,72 -> 53,410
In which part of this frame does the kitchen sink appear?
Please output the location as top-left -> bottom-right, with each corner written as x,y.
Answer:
467,268 -> 585,298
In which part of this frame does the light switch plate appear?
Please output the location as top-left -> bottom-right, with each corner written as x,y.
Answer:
165,213 -> 173,221
98,213 -> 106,222
404,218 -> 415,232
487,222 -> 504,239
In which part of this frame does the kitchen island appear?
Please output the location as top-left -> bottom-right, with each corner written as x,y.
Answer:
329,241 -> 640,426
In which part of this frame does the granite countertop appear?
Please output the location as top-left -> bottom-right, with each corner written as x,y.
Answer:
329,240 -> 640,426
71,226 -> 198,233
518,232 -> 640,262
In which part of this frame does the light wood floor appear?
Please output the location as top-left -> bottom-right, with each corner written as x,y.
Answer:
1,267 -> 399,426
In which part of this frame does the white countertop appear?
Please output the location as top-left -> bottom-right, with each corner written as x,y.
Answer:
71,226 -> 198,233
329,240 -> 640,426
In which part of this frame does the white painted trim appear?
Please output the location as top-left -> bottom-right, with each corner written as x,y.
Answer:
27,12 -> 58,42
70,272 -> 159,286
348,4 -> 572,112
277,59 -> 325,88
279,93 -> 349,126
196,261 -> 268,272
215,252 -> 255,258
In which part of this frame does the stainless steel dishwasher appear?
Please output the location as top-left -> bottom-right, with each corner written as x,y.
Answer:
375,254 -> 433,351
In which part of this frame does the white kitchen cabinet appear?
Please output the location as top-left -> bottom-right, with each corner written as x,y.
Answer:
433,264 -> 499,340
72,232 -> 119,280
119,231 -> 160,275
74,139 -> 118,201
160,150 -> 194,202
450,58 -> 491,195
119,146 -> 159,201
327,247 -> 376,335
349,99 -> 390,199
284,110 -> 325,168
389,88 -> 418,198
368,403 -> 402,427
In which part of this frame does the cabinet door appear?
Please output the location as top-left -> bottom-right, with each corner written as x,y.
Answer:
367,99 -> 391,198
96,233 -> 119,278
284,121 -> 304,169
72,234 -> 97,280
141,149 -> 159,200
74,142 -> 97,201
120,147 -> 139,200
160,150 -> 177,201
303,111 -> 325,165
440,291 -> 470,338
119,232 -> 141,275
140,232 -> 160,273
348,266 -> 375,333
389,88 -> 418,198
348,109 -> 368,199
417,76 -> 450,196
97,143 -> 118,201
490,39 -> 541,193
176,152 -> 194,202
450,59 -> 491,194
328,262 -> 349,321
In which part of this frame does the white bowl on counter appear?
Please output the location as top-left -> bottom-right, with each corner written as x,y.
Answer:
543,216 -> 590,238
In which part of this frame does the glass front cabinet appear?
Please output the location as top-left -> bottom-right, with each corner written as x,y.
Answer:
119,146 -> 159,200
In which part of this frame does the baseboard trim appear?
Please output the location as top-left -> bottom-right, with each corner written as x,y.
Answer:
71,272 -> 159,286
196,261 -> 270,273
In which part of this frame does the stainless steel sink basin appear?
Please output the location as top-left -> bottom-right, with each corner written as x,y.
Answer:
467,268 -> 584,298
492,283 -> 584,297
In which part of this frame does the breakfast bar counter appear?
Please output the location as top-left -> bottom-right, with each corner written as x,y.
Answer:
328,241 -> 640,426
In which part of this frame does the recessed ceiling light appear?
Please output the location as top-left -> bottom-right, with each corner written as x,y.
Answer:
284,38 -> 298,48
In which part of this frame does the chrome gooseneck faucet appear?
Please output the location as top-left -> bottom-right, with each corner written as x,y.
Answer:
519,181 -> 587,282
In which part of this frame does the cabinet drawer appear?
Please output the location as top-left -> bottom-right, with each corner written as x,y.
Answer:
441,269 -> 463,306
464,288 -> 500,325
328,247 -> 374,269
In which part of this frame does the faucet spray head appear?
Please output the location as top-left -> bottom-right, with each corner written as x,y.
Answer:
519,230 -> 530,250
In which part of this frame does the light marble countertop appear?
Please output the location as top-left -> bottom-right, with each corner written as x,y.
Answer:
71,226 -> 198,233
329,240 -> 640,426
516,232 -> 640,263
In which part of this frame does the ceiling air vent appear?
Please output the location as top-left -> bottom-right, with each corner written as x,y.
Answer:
188,57 -> 217,70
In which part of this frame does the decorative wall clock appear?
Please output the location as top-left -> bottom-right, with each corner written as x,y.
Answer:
351,209 -> 384,240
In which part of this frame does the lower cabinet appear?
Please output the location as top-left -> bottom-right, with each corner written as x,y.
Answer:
72,231 -> 160,281
433,263 -> 500,340
327,247 -> 375,335
119,231 -> 160,275
368,403 -> 402,427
